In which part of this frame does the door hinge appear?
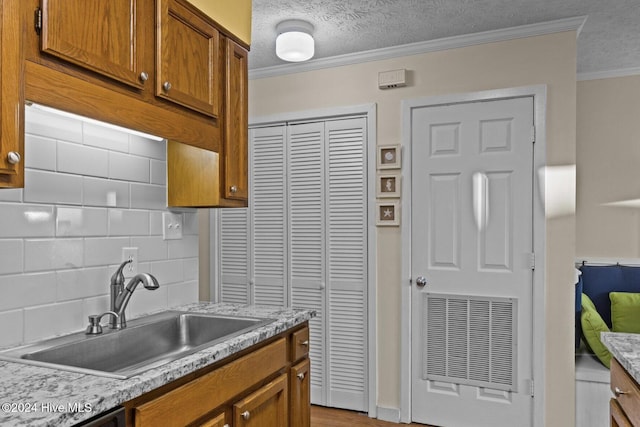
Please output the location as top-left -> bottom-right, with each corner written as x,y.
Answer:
528,379 -> 535,396
34,8 -> 42,35
529,252 -> 536,270
530,126 -> 536,143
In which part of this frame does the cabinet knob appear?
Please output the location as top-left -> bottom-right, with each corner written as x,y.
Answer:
615,386 -> 628,396
230,185 -> 238,193
223,425 -> 230,427
241,410 -> 250,420
7,151 -> 21,165
163,81 -> 172,91
299,340 -> 309,347
297,372 -> 305,380
139,71 -> 149,82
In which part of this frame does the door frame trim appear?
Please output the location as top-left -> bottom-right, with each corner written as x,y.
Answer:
399,85 -> 547,426
212,102 -> 378,417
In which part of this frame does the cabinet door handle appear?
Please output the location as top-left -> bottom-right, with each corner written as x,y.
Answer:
7,151 -> 20,165
615,386 -> 628,396
299,340 -> 309,347
297,372 -> 305,380
241,410 -> 250,420
139,71 -> 149,82
163,81 -> 172,92
230,185 -> 238,193
223,424 -> 230,427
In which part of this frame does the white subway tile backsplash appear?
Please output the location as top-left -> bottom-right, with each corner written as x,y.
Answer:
57,141 -> 109,178
24,300 -> 84,343
167,281 -> 199,307
0,240 -> 23,275
82,122 -> 130,153
129,136 -> 166,160
130,183 -> 166,210
0,203 -> 55,238
84,237 -> 130,267
109,151 -> 150,183
24,170 -> 83,205
56,207 -> 108,237
0,105 -> 198,348
150,159 -> 166,185
0,310 -> 24,348
150,259 -> 185,285
0,272 -> 57,311
25,134 -> 56,171
83,176 -> 130,208
131,236 -> 168,262
25,107 -> 83,144
108,209 -> 150,236
24,239 -> 84,272
56,267 -> 110,301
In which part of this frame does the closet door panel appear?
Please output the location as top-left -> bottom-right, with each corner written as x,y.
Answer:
219,208 -> 250,304
326,118 -> 368,411
252,126 -> 288,306
288,122 -> 327,406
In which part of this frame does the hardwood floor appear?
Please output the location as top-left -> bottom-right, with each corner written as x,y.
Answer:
311,406 -> 431,427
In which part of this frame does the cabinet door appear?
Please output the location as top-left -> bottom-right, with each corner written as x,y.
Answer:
198,411 -> 228,427
222,38 -> 248,202
234,374 -> 288,427
40,0 -> 147,89
156,0 -> 220,118
0,0 -> 24,188
290,359 -> 311,427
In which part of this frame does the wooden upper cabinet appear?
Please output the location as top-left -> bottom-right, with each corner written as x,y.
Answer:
156,0 -> 220,118
223,37 -> 248,201
0,0 -> 24,188
39,0 -> 147,89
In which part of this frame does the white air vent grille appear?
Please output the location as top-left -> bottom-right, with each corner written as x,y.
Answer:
423,293 -> 517,391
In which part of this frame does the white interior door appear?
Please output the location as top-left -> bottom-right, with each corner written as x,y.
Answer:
410,97 -> 535,427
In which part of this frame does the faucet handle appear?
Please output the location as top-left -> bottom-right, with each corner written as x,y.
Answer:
111,260 -> 132,287
86,311 -> 119,335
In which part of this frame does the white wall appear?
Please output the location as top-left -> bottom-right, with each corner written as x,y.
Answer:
249,31 -> 577,426
0,106 -> 199,347
576,74 -> 640,258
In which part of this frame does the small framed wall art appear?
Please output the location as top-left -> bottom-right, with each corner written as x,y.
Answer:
376,200 -> 400,226
377,172 -> 401,198
377,144 -> 401,169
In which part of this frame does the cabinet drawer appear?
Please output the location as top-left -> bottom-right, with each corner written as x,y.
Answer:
611,358 -> 640,425
134,338 -> 286,426
611,398 -> 633,427
291,327 -> 310,362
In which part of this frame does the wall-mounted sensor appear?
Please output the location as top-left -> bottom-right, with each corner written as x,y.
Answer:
378,69 -> 407,89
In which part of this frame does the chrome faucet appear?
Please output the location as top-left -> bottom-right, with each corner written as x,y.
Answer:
108,260 -> 160,330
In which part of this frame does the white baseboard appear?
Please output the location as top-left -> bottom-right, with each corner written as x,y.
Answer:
377,406 -> 401,423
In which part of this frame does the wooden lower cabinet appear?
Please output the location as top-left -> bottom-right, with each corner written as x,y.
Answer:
611,358 -> 640,426
125,324 -> 310,427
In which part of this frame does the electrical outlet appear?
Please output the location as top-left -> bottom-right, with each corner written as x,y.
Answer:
122,247 -> 139,278
163,212 -> 183,240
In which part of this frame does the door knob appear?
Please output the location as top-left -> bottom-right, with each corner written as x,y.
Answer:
416,276 -> 428,288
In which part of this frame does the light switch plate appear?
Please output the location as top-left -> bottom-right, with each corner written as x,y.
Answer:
163,212 -> 183,240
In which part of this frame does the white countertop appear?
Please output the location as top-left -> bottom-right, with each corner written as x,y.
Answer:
0,303 -> 314,427
602,331 -> 640,384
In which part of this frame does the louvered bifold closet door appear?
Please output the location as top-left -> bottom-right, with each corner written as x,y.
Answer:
326,117 -> 368,411
219,208 -> 250,303
251,125 -> 288,306
288,122 -> 327,406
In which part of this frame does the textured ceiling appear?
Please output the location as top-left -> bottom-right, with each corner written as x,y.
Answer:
249,0 -> 640,75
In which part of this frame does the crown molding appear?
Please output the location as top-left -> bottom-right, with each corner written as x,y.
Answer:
578,67 -> 640,81
249,16 -> 587,80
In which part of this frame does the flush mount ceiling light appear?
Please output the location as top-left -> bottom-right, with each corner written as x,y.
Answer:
276,19 -> 315,62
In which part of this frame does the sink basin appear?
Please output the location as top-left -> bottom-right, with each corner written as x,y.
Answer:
0,311 -> 274,379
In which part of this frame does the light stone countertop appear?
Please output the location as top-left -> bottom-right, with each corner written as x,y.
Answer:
0,303 -> 315,427
602,332 -> 640,384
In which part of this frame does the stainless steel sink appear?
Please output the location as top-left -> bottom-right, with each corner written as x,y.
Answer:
0,311 -> 274,379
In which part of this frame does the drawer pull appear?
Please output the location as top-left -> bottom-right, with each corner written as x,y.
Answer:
297,372 -> 305,380
614,386 -> 628,396
299,340 -> 309,347
241,410 -> 250,420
